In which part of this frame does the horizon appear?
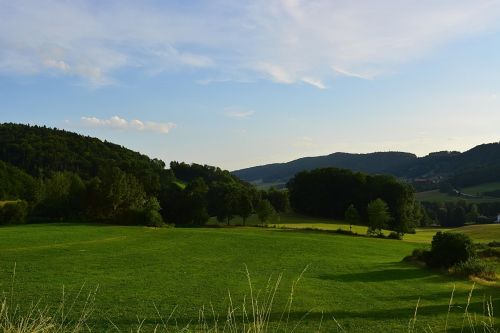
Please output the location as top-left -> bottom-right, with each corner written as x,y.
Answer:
5,121 -> 500,172
1,1 -> 500,169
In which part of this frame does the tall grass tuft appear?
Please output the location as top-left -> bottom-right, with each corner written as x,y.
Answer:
132,265 -> 313,333
0,264 -> 97,333
407,283 -> 498,333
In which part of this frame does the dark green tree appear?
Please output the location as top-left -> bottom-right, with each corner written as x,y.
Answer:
367,198 -> 391,236
256,199 -> 275,224
265,188 -> 289,222
236,189 -> 253,226
344,204 -> 360,231
184,178 -> 209,226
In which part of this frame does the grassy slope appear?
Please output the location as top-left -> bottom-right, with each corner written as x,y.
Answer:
0,224 -> 498,332
0,200 -> 16,208
416,182 -> 500,203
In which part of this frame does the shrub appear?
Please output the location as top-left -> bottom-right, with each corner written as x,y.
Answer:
114,208 -> 165,227
479,247 -> 500,259
403,248 -> 429,263
452,258 -> 496,280
143,209 -> 164,227
387,231 -> 402,240
425,232 -> 475,269
335,228 -> 357,236
0,200 -> 28,225
488,241 -> 500,247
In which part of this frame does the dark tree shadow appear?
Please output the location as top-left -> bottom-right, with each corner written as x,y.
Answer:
87,299 -> 498,332
317,267 -> 435,282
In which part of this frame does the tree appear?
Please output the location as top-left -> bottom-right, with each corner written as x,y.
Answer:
184,178 -> 209,226
466,204 -> 479,222
139,197 -> 164,227
256,199 -> 275,224
207,182 -> 238,225
344,204 -> 360,231
0,200 -> 28,225
100,167 -> 146,216
367,198 -> 391,236
236,190 -> 253,226
450,206 -> 466,227
38,171 -> 85,218
266,188 -> 289,222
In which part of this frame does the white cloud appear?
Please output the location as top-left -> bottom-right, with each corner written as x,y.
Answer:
331,66 -> 373,80
81,116 -> 176,134
301,77 -> 326,89
255,62 -> 295,84
224,108 -> 255,118
1,0 -> 500,87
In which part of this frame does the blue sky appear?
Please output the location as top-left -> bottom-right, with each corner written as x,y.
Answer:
1,0 -> 500,170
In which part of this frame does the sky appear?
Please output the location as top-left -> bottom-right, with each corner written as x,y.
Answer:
1,0 -> 500,170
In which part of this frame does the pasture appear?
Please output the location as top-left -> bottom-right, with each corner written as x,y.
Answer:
416,182 -> 500,203
0,222 -> 499,332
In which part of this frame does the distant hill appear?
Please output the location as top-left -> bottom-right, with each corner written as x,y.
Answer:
233,142 -> 500,187
233,152 -> 417,185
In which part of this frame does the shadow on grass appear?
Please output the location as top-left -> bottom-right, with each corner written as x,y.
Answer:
90,300 -> 493,331
317,267 -> 434,282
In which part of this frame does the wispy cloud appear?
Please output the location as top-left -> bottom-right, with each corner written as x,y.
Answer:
1,0 -> 500,87
224,108 -> 255,118
80,116 -> 176,134
331,66 -> 373,80
301,77 -> 326,89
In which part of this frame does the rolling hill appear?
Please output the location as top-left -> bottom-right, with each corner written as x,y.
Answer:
233,142 -> 500,188
0,123 -> 173,195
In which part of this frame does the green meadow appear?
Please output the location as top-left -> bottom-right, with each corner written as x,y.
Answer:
1,220 -> 499,332
416,182 -> 500,203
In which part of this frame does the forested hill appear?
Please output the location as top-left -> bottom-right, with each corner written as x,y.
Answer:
0,123 -> 172,193
232,152 -> 418,184
233,142 -> 500,186
0,123 -> 262,227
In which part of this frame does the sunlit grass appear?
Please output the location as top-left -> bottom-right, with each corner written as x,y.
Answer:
0,223 -> 499,331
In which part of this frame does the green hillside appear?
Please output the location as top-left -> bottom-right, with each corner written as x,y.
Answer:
233,143 -> 500,186
0,123 -> 173,194
417,182 -> 500,203
0,224 -> 498,332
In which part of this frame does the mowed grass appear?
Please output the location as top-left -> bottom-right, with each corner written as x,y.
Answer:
267,214 -> 500,244
450,224 -> 500,243
0,224 -> 499,332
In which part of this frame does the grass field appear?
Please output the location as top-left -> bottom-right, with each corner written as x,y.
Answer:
0,223 -> 499,332
0,200 -> 16,208
416,182 -> 500,203
212,213 -> 500,244
267,214 -> 500,244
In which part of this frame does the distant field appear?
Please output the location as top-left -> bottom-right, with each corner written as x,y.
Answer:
173,180 -> 186,189
463,182 -> 500,195
417,182 -> 500,203
250,180 -> 287,190
267,214 -> 500,244
0,200 -> 17,208
210,213 -> 500,244
449,223 -> 500,243
0,223 -> 498,332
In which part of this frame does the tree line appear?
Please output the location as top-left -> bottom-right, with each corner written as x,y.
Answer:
1,154 -> 289,227
287,168 -> 423,234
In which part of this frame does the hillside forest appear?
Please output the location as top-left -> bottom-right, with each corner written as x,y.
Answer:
0,123 -> 497,232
